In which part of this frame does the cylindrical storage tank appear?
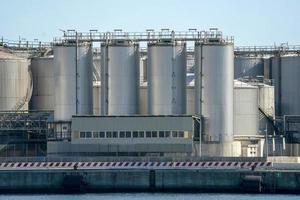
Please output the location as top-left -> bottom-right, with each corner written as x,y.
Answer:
53,43 -> 93,121
29,56 -> 54,111
234,57 -> 264,79
233,80 -> 259,136
0,50 -> 31,111
147,41 -> 186,115
101,40 -> 139,115
195,42 -> 234,156
273,56 -> 300,116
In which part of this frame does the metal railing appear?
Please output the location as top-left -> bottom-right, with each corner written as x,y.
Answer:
53,28 -> 234,44
0,37 -> 51,50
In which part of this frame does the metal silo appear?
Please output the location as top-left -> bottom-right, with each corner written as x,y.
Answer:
234,57 -> 264,79
29,56 -> 54,111
101,40 -> 139,115
276,56 -> 300,116
147,41 -> 186,115
53,43 -> 93,122
0,50 -> 32,111
233,80 -> 259,136
195,41 -> 234,156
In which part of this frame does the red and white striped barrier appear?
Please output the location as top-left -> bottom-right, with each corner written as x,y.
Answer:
0,161 -> 273,170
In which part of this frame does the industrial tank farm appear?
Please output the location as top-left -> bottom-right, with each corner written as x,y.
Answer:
147,41 -> 186,115
101,40 -> 139,115
1,28 -> 300,158
0,49 -> 31,111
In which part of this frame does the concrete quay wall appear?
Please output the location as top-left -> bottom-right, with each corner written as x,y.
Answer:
0,169 -> 299,193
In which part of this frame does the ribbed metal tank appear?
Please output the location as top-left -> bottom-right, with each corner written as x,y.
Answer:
101,40 -> 139,115
29,56 -> 54,111
53,43 -> 93,121
147,41 -> 186,115
233,80 -> 259,136
234,57 -> 264,79
272,56 -> 300,116
195,42 -> 234,155
0,50 -> 32,111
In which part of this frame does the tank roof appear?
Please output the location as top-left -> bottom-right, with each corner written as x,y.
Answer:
0,49 -> 24,60
234,80 -> 258,89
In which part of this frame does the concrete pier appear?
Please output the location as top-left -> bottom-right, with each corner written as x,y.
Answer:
0,167 -> 299,193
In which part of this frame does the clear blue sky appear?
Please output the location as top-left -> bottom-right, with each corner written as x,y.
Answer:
1,0 -> 299,46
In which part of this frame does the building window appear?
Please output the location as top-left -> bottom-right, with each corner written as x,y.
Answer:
159,131 -> 164,138
86,132 -> 92,138
93,132 -> 99,138
126,131 -> 131,138
172,131 -> 178,138
99,132 -> 105,138
106,131 -> 112,138
120,131 -> 125,138
113,131 -> 118,138
139,131 -> 144,138
80,132 -> 85,138
146,131 -> 151,138
133,131 -> 138,138
178,131 -> 184,138
151,131 -> 157,138
165,131 -> 171,138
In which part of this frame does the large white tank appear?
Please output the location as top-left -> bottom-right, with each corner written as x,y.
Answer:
195,42 -> 234,156
29,57 -> 54,111
0,50 -> 32,111
101,40 -> 139,115
53,43 -> 93,121
234,57 -> 264,79
233,80 -> 259,136
147,41 -> 186,115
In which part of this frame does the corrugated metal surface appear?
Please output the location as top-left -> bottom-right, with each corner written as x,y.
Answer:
0,56 -> 30,111
195,43 -> 234,144
139,84 -> 148,115
187,86 -> 195,115
29,57 -> 54,111
53,44 -> 93,121
101,41 -> 139,115
147,42 -> 186,115
93,82 -> 100,115
93,56 -> 100,81
234,81 -> 259,136
258,84 -> 274,117
234,57 -> 264,79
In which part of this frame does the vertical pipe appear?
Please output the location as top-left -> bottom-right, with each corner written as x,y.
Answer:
75,32 -> 78,115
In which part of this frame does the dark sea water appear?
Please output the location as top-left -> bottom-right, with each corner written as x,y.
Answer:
0,193 -> 298,200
